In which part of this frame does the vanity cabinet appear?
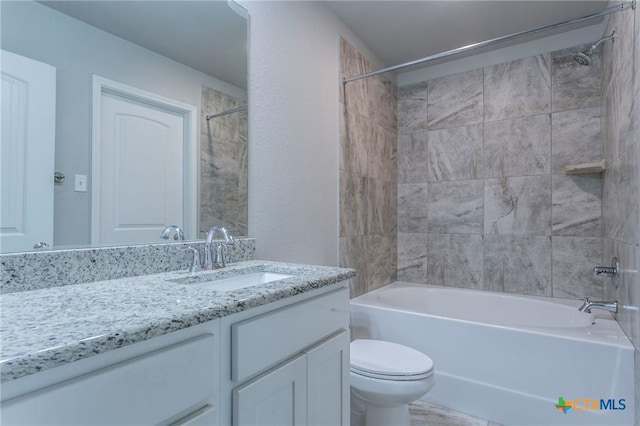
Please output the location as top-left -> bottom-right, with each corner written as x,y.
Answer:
1,282 -> 350,426
1,321 -> 221,426
223,286 -> 350,426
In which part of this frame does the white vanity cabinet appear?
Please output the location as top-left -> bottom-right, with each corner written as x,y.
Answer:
222,285 -> 351,426
1,321 -> 221,426
1,281 -> 350,426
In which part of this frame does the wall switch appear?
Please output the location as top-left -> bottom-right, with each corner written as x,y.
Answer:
74,175 -> 87,192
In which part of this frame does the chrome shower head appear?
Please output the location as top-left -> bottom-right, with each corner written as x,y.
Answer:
573,31 -> 616,66
573,51 -> 592,66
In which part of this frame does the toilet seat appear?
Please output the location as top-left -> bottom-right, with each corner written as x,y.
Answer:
350,339 -> 433,381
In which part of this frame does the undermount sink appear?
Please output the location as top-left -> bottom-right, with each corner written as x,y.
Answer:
182,272 -> 293,292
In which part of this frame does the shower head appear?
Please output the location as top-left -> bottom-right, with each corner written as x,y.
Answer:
573,31 -> 616,66
573,51 -> 592,66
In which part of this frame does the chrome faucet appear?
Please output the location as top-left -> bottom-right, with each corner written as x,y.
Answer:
204,226 -> 234,269
578,298 -> 618,314
160,225 -> 184,241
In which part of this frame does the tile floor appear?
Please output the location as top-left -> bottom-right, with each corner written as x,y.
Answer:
410,400 -> 502,426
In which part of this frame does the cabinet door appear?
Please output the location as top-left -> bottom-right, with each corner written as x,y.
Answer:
1,334 -> 217,426
233,354 -> 307,426
306,330 -> 350,426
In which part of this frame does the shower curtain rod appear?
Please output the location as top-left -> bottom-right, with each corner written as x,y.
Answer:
205,105 -> 247,120
343,0 -> 635,84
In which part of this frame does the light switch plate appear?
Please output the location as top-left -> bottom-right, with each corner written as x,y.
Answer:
74,175 -> 87,192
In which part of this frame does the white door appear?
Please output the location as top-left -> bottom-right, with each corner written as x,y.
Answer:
94,83 -> 188,246
306,331 -> 350,426
0,50 -> 56,253
233,354 -> 307,426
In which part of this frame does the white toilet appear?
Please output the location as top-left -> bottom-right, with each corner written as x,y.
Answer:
350,339 -> 435,426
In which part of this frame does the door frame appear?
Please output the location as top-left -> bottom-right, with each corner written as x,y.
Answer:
91,75 -> 198,245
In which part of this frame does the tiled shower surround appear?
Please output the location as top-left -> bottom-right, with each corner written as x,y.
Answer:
600,1 -> 640,421
339,39 -> 398,298
200,86 -> 248,237
397,46 -> 605,299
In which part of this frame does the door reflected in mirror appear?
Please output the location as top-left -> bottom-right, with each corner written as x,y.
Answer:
0,0 -> 248,253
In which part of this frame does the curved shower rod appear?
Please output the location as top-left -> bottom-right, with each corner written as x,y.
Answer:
343,0 -> 635,84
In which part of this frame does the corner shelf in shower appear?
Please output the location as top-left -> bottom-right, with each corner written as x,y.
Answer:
564,159 -> 606,175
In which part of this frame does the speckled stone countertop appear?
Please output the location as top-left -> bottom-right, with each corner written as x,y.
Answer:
0,261 -> 355,383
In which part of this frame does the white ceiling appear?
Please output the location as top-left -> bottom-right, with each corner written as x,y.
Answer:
327,1 -> 610,72
40,1 -> 248,89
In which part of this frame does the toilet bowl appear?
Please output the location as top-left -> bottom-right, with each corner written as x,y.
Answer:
350,339 -> 434,426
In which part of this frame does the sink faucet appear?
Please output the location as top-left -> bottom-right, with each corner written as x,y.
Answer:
578,298 -> 618,314
160,225 -> 184,241
204,226 -> 234,269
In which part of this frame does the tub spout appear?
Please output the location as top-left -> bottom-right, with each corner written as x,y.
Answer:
578,298 -> 618,314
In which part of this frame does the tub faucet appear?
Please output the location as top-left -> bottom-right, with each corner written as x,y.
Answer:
204,226 -> 234,269
160,225 -> 184,241
578,298 -> 618,314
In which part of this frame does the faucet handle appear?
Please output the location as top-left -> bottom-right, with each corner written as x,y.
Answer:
181,245 -> 201,273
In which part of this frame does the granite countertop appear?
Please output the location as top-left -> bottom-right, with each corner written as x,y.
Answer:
0,261 -> 355,383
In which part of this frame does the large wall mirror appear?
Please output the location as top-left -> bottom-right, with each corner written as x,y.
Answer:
0,0 -> 248,253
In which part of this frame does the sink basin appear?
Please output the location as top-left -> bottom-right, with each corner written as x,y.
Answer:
188,272 -> 293,292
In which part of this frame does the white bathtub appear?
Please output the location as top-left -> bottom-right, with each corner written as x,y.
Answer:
350,282 -> 635,426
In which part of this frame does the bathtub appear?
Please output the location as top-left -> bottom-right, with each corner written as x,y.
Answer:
350,282 -> 634,426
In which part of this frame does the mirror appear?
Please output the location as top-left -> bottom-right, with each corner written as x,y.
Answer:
0,0 -> 248,253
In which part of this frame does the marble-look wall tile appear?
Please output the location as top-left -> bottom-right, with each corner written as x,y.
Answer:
484,176 -> 551,235
427,234 -> 483,288
367,179 -> 397,235
551,46 -> 602,112
398,82 -> 429,133
369,125 -> 397,183
551,107 -> 602,173
340,172 -> 367,237
483,235 -> 551,296
370,75 -> 398,131
339,236 -> 365,298
603,61 -> 634,164
341,108 -> 371,175
484,54 -> 551,122
604,239 -> 640,350
602,143 -> 639,244
552,174 -> 601,237
428,124 -> 483,181
427,180 -> 483,234
398,132 -> 429,183
427,69 -> 483,130
552,236 -> 603,299
362,234 -> 397,292
484,114 -> 551,177
341,38 -> 371,118
340,39 -> 397,299
398,183 -> 429,233
397,233 -> 428,283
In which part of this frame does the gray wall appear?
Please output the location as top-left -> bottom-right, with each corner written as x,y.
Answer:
600,1 -> 640,421
339,39 -> 397,298
397,46 -> 604,298
1,1 -> 245,247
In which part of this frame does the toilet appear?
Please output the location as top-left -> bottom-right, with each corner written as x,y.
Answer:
350,339 -> 435,426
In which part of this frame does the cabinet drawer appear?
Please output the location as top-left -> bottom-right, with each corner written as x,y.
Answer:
2,334 -> 217,425
232,288 -> 349,382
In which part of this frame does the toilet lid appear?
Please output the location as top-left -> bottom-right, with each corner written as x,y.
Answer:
350,339 -> 433,379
